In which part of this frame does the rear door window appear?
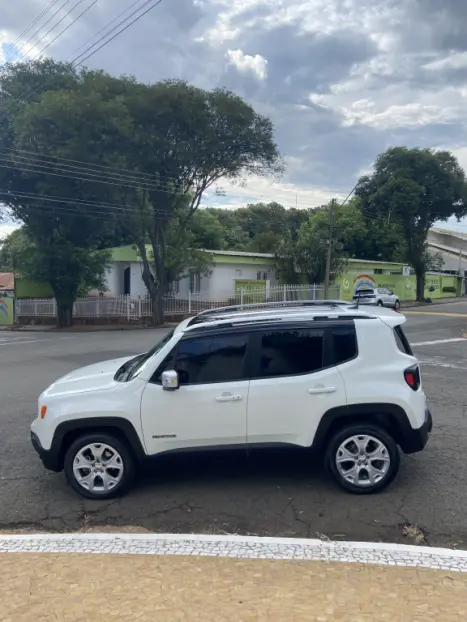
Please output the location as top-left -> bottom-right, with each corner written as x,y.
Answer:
332,325 -> 357,364
394,325 -> 413,355
252,329 -> 324,378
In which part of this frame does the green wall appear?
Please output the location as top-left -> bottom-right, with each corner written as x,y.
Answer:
337,273 -> 462,301
0,293 -> 14,326
16,278 -> 54,299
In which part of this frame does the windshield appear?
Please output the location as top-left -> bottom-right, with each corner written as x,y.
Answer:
115,330 -> 175,382
354,289 -> 375,296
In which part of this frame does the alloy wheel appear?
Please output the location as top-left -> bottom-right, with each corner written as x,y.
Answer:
335,434 -> 391,487
73,442 -> 124,493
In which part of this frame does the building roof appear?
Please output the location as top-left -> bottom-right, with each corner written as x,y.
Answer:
109,244 -> 406,268
0,272 -> 14,290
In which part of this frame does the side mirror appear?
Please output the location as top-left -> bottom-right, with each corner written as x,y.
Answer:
161,370 -> 179,391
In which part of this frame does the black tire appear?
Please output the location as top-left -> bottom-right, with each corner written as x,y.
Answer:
394,299 -> 401,310
377,300 -> 383,307
325,424 -> 400,494
64,433 -> 136,500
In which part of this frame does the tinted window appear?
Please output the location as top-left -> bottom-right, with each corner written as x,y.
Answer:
333,326 -> 357,364
255,329 -> 324,378
151,348 -> 176,384
176,334 -> 248,385
394,326 -> 413,355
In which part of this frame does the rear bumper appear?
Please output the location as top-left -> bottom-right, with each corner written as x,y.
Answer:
399,408 -> 432,454
31,431 -> 62,472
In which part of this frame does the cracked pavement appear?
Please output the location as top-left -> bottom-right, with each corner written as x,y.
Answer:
1,302 -> 467,547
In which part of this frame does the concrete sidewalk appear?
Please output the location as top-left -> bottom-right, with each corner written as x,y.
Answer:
1,534 -> 467,621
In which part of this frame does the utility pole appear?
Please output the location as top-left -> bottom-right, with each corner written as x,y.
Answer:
324,199 -> 336,299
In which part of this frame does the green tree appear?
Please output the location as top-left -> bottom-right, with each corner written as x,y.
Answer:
275,200 -> 365,284
356,147 -> 467,300
0,227 -> 109,301
8,66 -> 283,324
0,61 -> 122,326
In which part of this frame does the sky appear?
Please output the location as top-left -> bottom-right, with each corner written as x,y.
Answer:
2,0 -> 467,236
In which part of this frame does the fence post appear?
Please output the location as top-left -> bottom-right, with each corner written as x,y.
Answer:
138,296 -> 142,318
96,296 -> 100,318
283,284 -> 287,301
313,284 -> 316,301
240,288 -> 244,306
34,300 -> 38,316
188,289 -> 192,314
52,298 -> 57,317
126,295 -> 130,321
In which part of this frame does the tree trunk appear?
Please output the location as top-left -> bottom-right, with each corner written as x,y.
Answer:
57,301 -> 73,328
415,269 -> 425,302
138,251 -> 165,326
152,289 -> 165,325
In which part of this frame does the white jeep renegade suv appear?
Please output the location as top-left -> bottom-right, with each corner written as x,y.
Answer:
31,301 -> 432,499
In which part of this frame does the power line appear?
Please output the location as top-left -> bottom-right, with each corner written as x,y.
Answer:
3,0 -> 62,62
29,0 -> 99,63
0,0 -> 164,126
0,159 -> 191,195
0,154 -> 186,193
70,0 -> 146,58
71,0 -> 163,66
71,0 -> 157,65
0,188 -> 192,218
0,149 -> 188,190
10,0 -> 73,61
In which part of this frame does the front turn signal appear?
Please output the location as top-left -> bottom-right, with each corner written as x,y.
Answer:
40,405 -> 47,419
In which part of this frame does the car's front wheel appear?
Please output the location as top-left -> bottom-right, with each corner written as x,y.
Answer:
325,424 -> 400,494
394,299 -> 401,310
64,433 -> 135,499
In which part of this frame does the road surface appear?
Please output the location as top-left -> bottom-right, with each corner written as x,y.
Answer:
1,301 -> 467,547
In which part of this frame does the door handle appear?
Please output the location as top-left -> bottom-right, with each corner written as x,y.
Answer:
215,394 -> 242,402
308,386 -> 336,395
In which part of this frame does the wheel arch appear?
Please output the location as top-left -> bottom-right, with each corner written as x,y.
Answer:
312,403 -> 411,451
51,417 -> 146,471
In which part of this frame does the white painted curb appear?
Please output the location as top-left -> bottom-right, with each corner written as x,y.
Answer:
1,533 -> 466,572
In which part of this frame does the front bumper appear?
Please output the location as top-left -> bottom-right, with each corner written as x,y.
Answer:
31,431 -> 62,472
399,408 -> 433,454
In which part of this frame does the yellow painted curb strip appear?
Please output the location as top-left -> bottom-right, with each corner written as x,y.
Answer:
404,311 -> 467,318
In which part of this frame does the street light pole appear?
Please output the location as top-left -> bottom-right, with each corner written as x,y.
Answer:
324,199 -> 336,299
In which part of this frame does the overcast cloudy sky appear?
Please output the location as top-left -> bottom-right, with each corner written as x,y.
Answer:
2,0 -> 467,237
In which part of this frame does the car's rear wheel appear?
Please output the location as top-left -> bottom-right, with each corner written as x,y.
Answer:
64,433 -> 135,499
325,424 -> 400,494
377,300 -> 383,306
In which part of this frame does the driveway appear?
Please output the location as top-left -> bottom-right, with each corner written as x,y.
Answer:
1,302 -> 467,548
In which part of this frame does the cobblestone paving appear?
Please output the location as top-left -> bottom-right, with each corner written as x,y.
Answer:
1,533 -> 467,572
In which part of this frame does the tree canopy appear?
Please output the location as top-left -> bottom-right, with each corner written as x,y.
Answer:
0,60 -> 283,325
356,147 -> 467,300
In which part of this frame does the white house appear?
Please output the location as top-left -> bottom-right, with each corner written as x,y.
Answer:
428,227 -> 467,279
101,245 -> 280,301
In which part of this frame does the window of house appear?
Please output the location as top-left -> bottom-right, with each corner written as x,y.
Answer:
169,280 -> 180,294
254,329 -> 324,378
175,334 -> 249,385
332,326 -> 357,364
189,272 -> 201,293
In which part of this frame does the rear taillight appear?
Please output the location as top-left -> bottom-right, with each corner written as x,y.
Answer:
404,365 -> 420,390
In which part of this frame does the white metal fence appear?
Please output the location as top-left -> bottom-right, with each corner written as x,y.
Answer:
15,284 -> 340,320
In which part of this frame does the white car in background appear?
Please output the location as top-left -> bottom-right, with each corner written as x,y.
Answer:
352,288 -> 400,310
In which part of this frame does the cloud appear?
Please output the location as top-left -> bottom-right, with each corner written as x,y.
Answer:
226,49 -> 268,80
1,0 -> 467,229
0,222 -> 19,241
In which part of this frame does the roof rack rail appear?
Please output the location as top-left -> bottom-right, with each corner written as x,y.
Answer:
194,299 -> 351,319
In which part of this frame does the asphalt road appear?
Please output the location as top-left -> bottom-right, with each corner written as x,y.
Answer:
1,302 -> 467,548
